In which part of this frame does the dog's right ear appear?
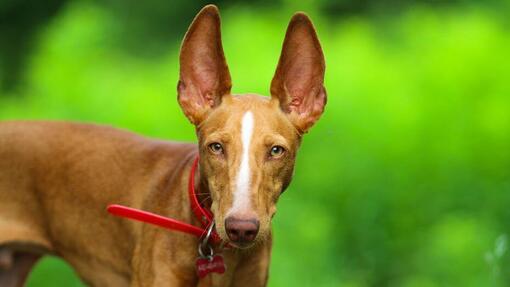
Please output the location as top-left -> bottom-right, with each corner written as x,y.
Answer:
178,5 -> 232,125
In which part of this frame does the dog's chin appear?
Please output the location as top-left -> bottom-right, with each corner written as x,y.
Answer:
216,231 -> 258,249
216,233 -> 257,250
228,241 -> 256,250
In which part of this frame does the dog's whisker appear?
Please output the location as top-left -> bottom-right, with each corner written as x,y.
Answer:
199,196 -> 211,206
194,192 -> 211,196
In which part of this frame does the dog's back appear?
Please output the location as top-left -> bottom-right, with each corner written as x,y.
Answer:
0,121 -> 196,286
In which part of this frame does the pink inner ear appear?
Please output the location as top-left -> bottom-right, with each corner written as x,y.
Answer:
288,84 -> 327,133
192,63 -> 221,106
282,46 -> 325,116
290,97 -> 301,106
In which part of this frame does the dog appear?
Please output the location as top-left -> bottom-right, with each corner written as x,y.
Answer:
0,4 -> 326,286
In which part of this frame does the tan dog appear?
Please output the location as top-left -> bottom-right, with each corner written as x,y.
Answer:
0,4 -> 326,287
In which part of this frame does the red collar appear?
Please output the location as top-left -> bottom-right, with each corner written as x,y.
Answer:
188,156 -> 213,227
107,155 -> 223,245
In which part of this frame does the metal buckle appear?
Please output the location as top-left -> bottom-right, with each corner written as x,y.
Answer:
198,222 -> 215,261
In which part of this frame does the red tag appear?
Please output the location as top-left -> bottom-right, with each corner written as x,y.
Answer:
196,255 -> 226,278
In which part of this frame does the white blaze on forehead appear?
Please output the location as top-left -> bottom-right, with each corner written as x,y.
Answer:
231,111 -> 254,212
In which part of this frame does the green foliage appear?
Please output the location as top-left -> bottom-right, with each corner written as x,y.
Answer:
1,1 -> 509,286
26,257 -> 84,287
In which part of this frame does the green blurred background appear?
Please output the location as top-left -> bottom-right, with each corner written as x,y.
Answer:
1,0 -> 510,286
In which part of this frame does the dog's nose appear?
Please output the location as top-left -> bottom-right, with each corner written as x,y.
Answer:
224,217 -> 260,243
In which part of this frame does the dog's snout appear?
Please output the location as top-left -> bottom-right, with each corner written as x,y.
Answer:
224,217 -> 260,244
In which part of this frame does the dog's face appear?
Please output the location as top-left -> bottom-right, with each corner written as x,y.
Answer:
177,5 -> 326,248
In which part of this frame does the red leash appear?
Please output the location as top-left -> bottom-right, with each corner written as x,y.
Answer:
107,204 -> 205,237
106,156 -> 222,245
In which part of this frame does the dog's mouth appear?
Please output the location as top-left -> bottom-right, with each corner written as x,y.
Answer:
227,240 -> 256,250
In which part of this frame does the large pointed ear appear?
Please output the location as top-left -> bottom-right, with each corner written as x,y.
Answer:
178,5 -> 232,125
270,13 -> 326,134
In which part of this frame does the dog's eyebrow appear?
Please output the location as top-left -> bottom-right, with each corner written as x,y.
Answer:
263,134 -> 290,149
203,131 -> 233,144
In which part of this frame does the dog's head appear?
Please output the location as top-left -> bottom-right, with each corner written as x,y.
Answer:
177,5 -> 326,248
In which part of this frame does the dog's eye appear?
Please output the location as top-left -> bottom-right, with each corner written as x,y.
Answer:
208,142 -> 224,154
269,145 -> 285,158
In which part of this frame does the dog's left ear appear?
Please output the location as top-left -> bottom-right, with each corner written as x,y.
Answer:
271,13 -> 326,134
178,5 -> 232,125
